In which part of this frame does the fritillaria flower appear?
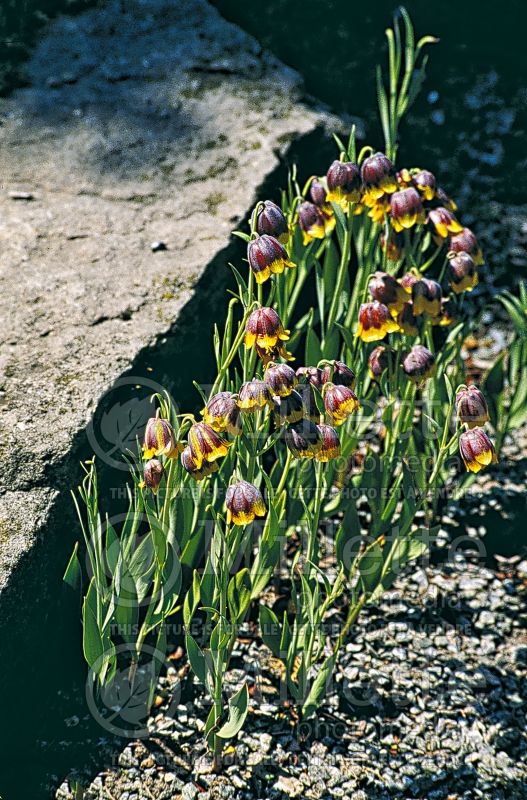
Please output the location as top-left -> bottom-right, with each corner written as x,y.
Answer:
142,458 -> 164,493
201,392 -> 243,436
323,383 -> 360,426
396,302 -> 419,336
298,201 -> 334,244
181,445 -> 219,481
390,187 -> 424,232
356,301 -> 400,342
226,480 -> 266,525
256,200 -> 289,243
284,419 -> 323,458
237,379 -> 273,412
368,345 -> 391,379
368,271 -> 408,314
296,365 -> 324,389
321,360 -> 356,389
187,422 -> 231,470
244,307 -> 292,363
412,278 -> 442,317
361,152 -> 397,202
314,424 -> 341,462
326,160 -> 361,207
264,362 -> 298,397
143,416 -> 179,460
459,428 -> 497,473
309,178 -> 329,208
247,235 -> 295,284
273,389 -> 305,426
412,169 -> 436,201
428,206 -> 463,239
449,227 -> 484,266
402,345 -> 436,383
448,252 -> 478,294
455,385 -> 489,429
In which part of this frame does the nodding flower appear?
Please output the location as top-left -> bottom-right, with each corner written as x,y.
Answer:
459,428 -> 497,473
201,392 -> 243,436
181,445 -> 219,481
368,345 -> 392,379
142,458 -> 164,493
309,178 -> 329,208
390,187 -> 424,232
402,345 -> 436,384
323,383 -> 360,426
361,152 -> 397,202
321,360 -> 356,389
244,307 -> 291,363
326,160 -> 361,208
296,365 -> 324,390
448,252 -> 478,294
412,169 -> 436,201
226,480 -> 266,525
428,206 -> 463,240
368,271 -> 408,314
435,186 -> 457,212
455,385 -> 489,429
256,200 -> 289,243
143,416 -> 179,460
247,235 -> 295,284
295,381 -> 319,422
298,201 -> 334,244
396,302 -> 419,336
449,227 -> 484,266
284,419 -> 323,459
400,271 -> 420,293
187,422 -> 231,470
314,424 -> 341,462
237,379 -> 273,412
264,362 -> 298,397
273,389 -> 305,426
412,278 -> 442,317
356,301 -> 400,342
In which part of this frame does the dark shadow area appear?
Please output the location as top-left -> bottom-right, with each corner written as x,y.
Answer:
0,126 -> 336,800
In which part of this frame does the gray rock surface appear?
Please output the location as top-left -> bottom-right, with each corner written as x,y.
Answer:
0,0 -> 339,592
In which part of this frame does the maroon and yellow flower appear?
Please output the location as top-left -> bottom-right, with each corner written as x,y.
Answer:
187,422 -> 231,470
323,383 -> 360,426
412,278 -> 442,317
449,227 -> 484,266
400,271 -> 419,294
448,252 -> 478,294
314,423 -> 341,462
428,206 -> 463,240
273,389 -> 305,426
459,428 -> 497,473
361,152 -> 397,202
142,458 -> 164,493
412,169 -> 436,201
368,345 -> 391,379
265,362 -> 297,397
321,360 -> 356,389
298,201 -> 334,244
296,365 -> 324,389
390,187 -> 424,232
201,392 -> 243,436
402,345 -> 436,383
435,186 -> 457,211
309,178 -> 329,208
326,160 -> 361,208
455,385 -> 489,429
181,445 -> 219,481
368,271 -> 408,314
256,200 -> 289,243
247,235 -> 295,284
143,416 -> 180,460
237,379 -> 273,412
284,419 -> 323,459
244,307 -> 291,363
356,301 -> 400,342
225,480 -> 266,525
380,231 -> 404,262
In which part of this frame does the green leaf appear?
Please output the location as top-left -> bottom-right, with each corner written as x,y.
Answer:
259,604 -> 282,658
128,533 -> 155,603
359,541 -> 384,596
302,654 -> 336,719
185,633 -> 210,688
227,569 -> 252,622
82,578 -> 106,671
217,683 -> 249,740
63,542 -> 82,591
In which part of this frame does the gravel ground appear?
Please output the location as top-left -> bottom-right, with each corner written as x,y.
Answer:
55,426 -> 527,800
